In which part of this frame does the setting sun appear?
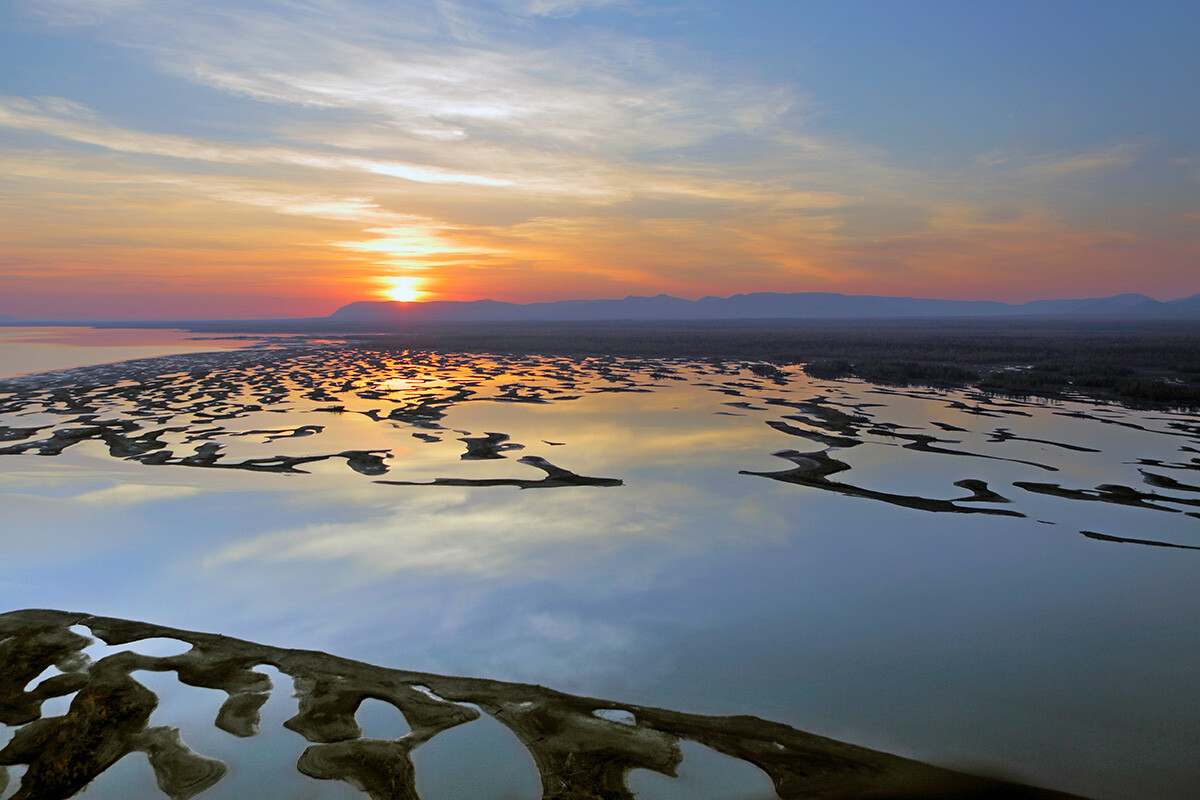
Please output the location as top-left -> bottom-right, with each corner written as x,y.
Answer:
380,276 -> 427,303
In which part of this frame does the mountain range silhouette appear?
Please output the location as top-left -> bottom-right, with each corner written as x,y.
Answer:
330,290 -> 1200,323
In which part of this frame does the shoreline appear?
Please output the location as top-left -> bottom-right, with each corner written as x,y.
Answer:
4,320 -> 1200,409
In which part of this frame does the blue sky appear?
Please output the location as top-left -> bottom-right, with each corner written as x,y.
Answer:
1,1 -> 1196,317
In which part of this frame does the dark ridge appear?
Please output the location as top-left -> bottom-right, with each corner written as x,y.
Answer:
0,609 -> 1094,800
323,291 -> 1186,323
12,316 -> 1197,406
207,318 -> 1197,408
1014,481 -> 1200,512
739,449 -> 1025,516
1080,530 -> 1200,551
375,455 -> 622,489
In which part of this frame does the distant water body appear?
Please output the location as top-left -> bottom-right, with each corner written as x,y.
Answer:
1,328 -> 1198,800
0,326 -> 251,379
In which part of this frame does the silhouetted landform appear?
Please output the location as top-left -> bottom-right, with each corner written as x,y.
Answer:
1080,530 -> 1200,550
1129,457 -> 1200,472
0,348 -> 637,486
740,450 -> 1024,516
0,609 -> 1092,800
987,428 -> 1099,453
766,419 -> 862,448
2,346 -> 1198,527
458,431 -> 523,459
803,360 -> 981,386
1014,482 -> 1200,514
1138,470 -> 1200,492
0,416 -> 389,475
1049,408 -> 1155,432
809,358 -> 1200,406
765,395 -> 872,432
326,291 -> 1200,323
953,479 -> 1013,504
11,313 -> 1198,405
7,291 -> 1200,333
377,455 -> 622,489
868,429 -> 1058,471
300,319 -> 1200,408
980,369 -> 1200,405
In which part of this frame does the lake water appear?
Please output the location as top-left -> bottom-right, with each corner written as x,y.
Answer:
1,327 -> 1198,800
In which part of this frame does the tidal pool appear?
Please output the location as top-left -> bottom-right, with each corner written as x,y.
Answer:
0,329 -> 1197,800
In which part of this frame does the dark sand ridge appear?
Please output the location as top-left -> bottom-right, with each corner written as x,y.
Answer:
458,431 -> 524,460
3,345 -> 1199,520
1138,469 -> 1200,492
0,609 -> 1090,800
763,396 -> 874,434
0,418 -> 391,475
1080,530 -> 1200,550
1051,408 -> 1200,440
860,386 -> 1035,419
1129,457 -> 1200,472
754,392 -> 1062,491
0,348 -> 777,481
725,401 -> 768,411
986,428 -> 1100,453
376,455 -> 623,489
951,479 -> 1014,504
765,419 -> 863,449
739,450 -> 1024,517
945,399 -> 1030,418
0,347 -> 685,481
1013,481 -> 1200,515
866,429 -> 1059,472
0,425 -> 47,441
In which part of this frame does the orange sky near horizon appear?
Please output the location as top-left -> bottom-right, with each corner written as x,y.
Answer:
1,2 -> 1197,319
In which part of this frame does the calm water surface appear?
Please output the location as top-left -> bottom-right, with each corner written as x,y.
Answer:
0,327 -> 259,379
1,327 -> 1197,800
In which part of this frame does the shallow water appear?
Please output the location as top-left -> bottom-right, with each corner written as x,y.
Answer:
1,329 -> 1198,800
0,327 -> 267,380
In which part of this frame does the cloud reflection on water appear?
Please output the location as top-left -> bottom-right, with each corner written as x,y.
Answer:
205,479 -> 756,582
2,343 -> 1200,799
74,483 -> 202,506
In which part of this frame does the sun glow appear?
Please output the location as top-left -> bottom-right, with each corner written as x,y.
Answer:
381,276 -> 428,303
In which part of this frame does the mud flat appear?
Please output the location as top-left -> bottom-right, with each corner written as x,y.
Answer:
0,347 -> 649,486
376,455 -> 622,489
740,449 -> 1024,516
1014,481 -> 1200,514
3,343 -> 1198,527
1,337 -> 1198,799
0,609 -> 1089,800
1080,530 -> 1200,550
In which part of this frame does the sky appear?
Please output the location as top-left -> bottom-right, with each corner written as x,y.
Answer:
1,0 -> 1197,319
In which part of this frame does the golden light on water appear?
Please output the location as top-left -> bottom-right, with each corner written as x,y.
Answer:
380,276 -> 427,303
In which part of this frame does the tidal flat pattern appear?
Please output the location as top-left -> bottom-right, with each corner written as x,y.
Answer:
0,609 -> 1087,800
2,342 -> 1200,800
0,344 -> 1197,547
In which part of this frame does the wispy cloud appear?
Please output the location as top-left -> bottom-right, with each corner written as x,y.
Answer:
0,95 -> 510,186
971,141 -> 1145,181
503,0 -> 628,19
3,0 -> 1196,314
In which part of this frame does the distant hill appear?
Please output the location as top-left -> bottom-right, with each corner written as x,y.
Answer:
1157,292 -> 1200,318
329,291 -> 1199,323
